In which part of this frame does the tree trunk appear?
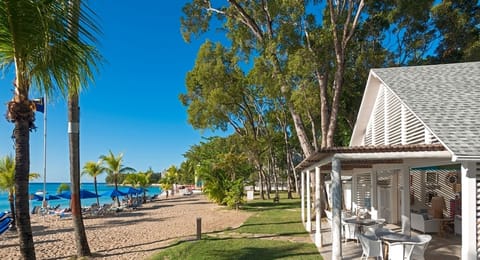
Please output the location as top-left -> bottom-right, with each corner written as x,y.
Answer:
8,194 -> 16,230
326,60 -> 345,147
258,170 -> 265,200
265,170 -> 271,199
94,177 -> 99,206
288,105 -> 314,157
114,173 -> 120,207
316,72 -> 330,148
273,163 -> 279,200
14,114 -> 36,260
68,92 -> 91,256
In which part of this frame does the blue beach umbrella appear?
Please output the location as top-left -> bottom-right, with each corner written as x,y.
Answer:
31,194 -> 62,201
58,189 -> 99,200
101,189 -> 128,198
123,187 -> 141,195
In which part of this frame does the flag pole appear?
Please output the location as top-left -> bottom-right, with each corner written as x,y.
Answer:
42,96 -> 47,209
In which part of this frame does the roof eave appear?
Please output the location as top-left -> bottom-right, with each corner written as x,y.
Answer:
451,155 -> 480,162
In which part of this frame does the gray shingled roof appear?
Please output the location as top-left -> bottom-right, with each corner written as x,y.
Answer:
372,62 -> 480,158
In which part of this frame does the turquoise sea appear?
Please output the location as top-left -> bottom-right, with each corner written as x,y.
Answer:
0,182 -> 162,212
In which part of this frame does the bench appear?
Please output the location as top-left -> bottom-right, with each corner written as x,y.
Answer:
273,197 -> 280,204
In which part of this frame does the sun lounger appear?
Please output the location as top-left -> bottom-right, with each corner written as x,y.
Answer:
0,217 -> 13,236
31,206 -> 41,215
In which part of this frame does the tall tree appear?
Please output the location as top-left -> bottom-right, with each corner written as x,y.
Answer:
0,155 -> 39,230
0,1 -> 99,258
320,0 -> 365,147
82,160 -> 105,206
178,160 -> 196,184
181,1 -> 316,157
66,0 -> 102,256
431,0 -> 480,63
100,151 -> 135,206
180,40 -> 272,198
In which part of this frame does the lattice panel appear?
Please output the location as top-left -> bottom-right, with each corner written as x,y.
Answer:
363,84 -> 438,145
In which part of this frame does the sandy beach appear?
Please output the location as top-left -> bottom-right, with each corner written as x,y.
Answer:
0,194 -> 252,260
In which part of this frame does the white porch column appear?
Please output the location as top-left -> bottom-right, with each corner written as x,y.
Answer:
301,171 -> 305,226
331,158 -> 342,259
400,165 -> 411,235
315,166 -> 322,247
370,170 -> 378,219
306,169 -> 312,232
461,161 -> 477,260
352,174 -> 358,212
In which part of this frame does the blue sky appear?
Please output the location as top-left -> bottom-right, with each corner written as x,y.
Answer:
0,1 -> 219,182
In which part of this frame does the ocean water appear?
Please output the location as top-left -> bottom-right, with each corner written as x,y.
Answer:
0,182 -> 162,212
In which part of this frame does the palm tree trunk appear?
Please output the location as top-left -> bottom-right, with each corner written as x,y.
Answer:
14,115 -> 36,260
114,174 -> 120,207
94,177 -> 99,206
8,194 -> 16,230
68,92 -> 91,256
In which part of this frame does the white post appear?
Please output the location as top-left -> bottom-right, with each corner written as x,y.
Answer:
331,158 -> 342,259
391,171 -> 399,224
315,166 -> 321,247
400,165 -> 411,235
42,96 -> 47,209
306,169 -> 312,232
370,170 -> 378,219
461,161 -> 477,260
301,171 -> 305,226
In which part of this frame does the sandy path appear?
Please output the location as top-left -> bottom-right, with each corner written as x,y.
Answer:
0,194 -> 252,260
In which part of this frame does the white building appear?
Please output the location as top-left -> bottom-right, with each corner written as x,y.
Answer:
296,62 -> 480,259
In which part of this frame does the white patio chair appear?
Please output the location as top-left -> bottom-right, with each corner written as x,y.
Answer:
387,241 -> 415,260
325,210 -> 332,227
358,234 -> 383,260
408,234 -> 432,260
342,221 -> 357,243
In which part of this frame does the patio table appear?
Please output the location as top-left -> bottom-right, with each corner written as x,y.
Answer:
343,218 -> 378,241
343,218 -> 377,226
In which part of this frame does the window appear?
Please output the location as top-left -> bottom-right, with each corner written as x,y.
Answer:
426,172 -> 438,185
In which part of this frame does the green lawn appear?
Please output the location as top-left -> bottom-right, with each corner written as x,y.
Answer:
149,193 -> 322,260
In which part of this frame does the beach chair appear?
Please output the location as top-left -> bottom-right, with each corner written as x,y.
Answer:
0,217 -> 13,236
0,212 -> 6,220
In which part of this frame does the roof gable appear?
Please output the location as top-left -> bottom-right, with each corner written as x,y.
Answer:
351,62 -> 480,159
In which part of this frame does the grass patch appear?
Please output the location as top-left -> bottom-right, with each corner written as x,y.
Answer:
236,196 -> 306,237
150,192 -> 322,260
150,238 -> 320,260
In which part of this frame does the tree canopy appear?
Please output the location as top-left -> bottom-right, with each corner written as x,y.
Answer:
179,0 -> 479,203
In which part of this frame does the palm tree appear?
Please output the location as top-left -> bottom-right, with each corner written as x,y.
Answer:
0,155 -> 39,230
100,151 -> 135,206
160,166 -> 178,198
123,171 -> 152,203
0,1 -> 100,258
82,160 -> 105,206
56,183 -> 70,194
65,0 -> 103,257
